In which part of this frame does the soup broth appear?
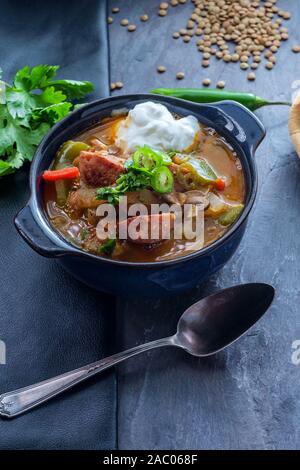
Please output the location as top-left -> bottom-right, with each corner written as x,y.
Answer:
44,104 -> 245,262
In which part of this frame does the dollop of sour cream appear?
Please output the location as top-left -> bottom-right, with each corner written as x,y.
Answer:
116,101 -> 200,153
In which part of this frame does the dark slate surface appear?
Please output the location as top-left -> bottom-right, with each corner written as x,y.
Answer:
0,0 -> 117,450
108,0 -> 300,450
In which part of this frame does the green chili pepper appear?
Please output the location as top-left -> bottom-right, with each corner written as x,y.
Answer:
177,158 -> 217,190
55,140 -> 89,169
151,166 -> 174,193
132,145 -> 171,171
53,140 -> 89,205
150,88 -> 291,111
218,204 -> 244,226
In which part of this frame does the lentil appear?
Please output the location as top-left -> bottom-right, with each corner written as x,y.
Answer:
127,24 -> 136,32
176,72 -> 185,80
203,78 -> 211,87
170,0 -> 292,78
217,80 -> 225,89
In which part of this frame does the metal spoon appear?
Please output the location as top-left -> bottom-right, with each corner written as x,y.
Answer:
0,283 -> 274,418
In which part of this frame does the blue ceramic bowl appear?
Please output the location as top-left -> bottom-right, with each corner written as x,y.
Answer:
15,94 -> 265,296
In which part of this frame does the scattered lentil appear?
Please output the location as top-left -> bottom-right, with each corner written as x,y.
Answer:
247,72 -> 256,81
266,62 -> 274,70
176,72 -> 185,80
172,32 -> 180,39
107,16 -> 113,24
158,9 -> 167,17
292,45 -> 300,53
231,54 -> 240,62
240,55 -> 249,63
168,0 -> 292,79
217,81 -> 225,89
160,2 -> 169,9
140,14 -> 149,22
110,83 -> 116,91
120,18 -> 129,26
115,82 -> 123,89
202,78 -> 211,87
157,65 -> 167,73
112,7 -> 120,14
223,54 -> 232,62
127,24 -> 136,32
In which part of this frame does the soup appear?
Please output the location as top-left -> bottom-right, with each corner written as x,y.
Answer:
43,102 -> 245,262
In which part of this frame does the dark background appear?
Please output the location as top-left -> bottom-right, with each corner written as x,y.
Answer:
0,0 -> 299,451
0,0 -> 116,450
108,0 -> 300,449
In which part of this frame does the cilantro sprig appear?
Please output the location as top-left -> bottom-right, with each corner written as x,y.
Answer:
0,65 -> 94,176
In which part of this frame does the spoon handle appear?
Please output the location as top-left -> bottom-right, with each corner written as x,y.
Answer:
0,337 -> 174,418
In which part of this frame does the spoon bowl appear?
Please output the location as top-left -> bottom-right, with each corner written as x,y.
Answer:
175,283 -> 274,356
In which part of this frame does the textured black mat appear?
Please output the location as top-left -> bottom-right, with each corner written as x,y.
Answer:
0,0 -> 117,450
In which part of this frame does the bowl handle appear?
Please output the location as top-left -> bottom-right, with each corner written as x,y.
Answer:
14,205 -> 70,258
214,100 -> 266,152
